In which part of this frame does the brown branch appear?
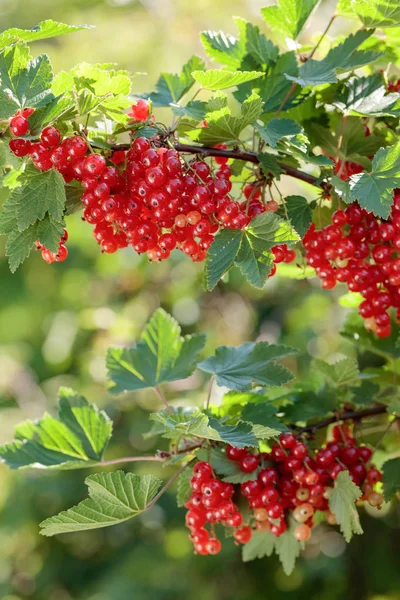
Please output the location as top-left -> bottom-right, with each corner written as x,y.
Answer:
292,404 -> 389,436
107,141 -> 328,190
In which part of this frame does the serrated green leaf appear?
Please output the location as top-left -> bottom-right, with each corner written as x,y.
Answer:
194,92 -> 263,145
287,30 -> 381,87
5,223 -> 38,273
36,215 -> 66,253
205,228 -> 242,290
0,43 -> 54,118
28,94 -> 78,133
282,196 -> 312,239
350,381 -> 380,406
140,55 -> 205,107
107,308 -> 205,393
200,31 -> 245,70
242,530 -> 276,561
349,0 -> 400,28
349,142 -> 400,219
329,471 -> 363,542
335,74 -> 400,117
192,70 -> 263,91
261,0 -> 320,40
205,212 -> 299,290
0,388 -> 112,470
257,118 -> 303,148
258,152 -> 283,179
198,341 -> 296,391
15,166 -> 66,230
39,471 -> 161,536
382,458 -> 400,501
151,410 -> 259,448
0,21 -> 93,50
236,19 -> 279,67
313,358 -> 360,388
176,469 -> 193,507
283,390 -> 336,422
274,520 -> 303,575
0,195 -> 18,235
241,401 -> 287,433
171,100 -> 207,121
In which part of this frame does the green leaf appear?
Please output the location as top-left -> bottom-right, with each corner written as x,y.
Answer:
195,92 -> 263,145
382,458 -> 400,501
0,21 -> 93,49
205,212 -> 299,290
274,520 -> 303,575
334,73 -> 400,117
313,358 -> 360,388
237,19 -> 279,67
341,312 -> 400,358
241,401 -> 288,434
152,410 -> 259,448
261,0 -> 320,40
287,30 -> 381,87
107,308 -> 206,393
200,31 -> 245,70
283,390 -> 336,423
198,341 -> 296,391
242,530 -> 276,561
349,142 -> 400,218
176,469 -> 193,507
39,471 -> 161,536
15,166 -> 66,230
348,0 -> 400,28
258,152 -> 283,179
5,223 -> 39,273
28,94 -> 77,133
0,388 -> 112,470
329,471 -> 363,542
0,43 -> 54,118
36,215 -> 66,253
192,70 -> 263,91
350,381 -> 380,406
285,195 -> 312,237
234,51 -> 300,114
256,118 -> 303,148
205,228 -> 243,290
142,55 -> 205,107
171,100 -> 207,121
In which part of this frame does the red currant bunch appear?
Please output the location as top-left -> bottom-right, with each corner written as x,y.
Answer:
303,194 -> 400,337
9,115 -> 297,271
184,461 -> 250,555
184,428 -> 383,553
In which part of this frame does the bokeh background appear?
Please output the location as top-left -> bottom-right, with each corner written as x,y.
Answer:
0,0 -> 399,598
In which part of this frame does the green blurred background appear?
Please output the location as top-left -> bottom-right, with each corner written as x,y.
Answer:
0,0 -> 399,598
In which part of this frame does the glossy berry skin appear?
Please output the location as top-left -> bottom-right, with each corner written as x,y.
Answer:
226,444 -> 247,461
10,115 -> 29,136
41,126 -> 61,147
234,526 -> 252,544
239,454 -> 259,473
193,462 -> 213,480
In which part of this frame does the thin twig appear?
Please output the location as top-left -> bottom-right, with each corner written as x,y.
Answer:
153,386 -> 173,414
102,141 -> 329,190
293,404 -> 388,436
145,458 -> 195,510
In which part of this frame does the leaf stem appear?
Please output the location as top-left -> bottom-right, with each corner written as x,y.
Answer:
153,386 -> 174,414
100,455 -> 164,466
145,458 -> 195,510
205,375 -> 215,410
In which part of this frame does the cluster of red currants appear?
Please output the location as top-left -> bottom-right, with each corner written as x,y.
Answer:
185,427 -> 383,555
303,196 -> 400,337
35,229 -> 69,263
8,106 -> 296,269
185,460 -> 251,555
